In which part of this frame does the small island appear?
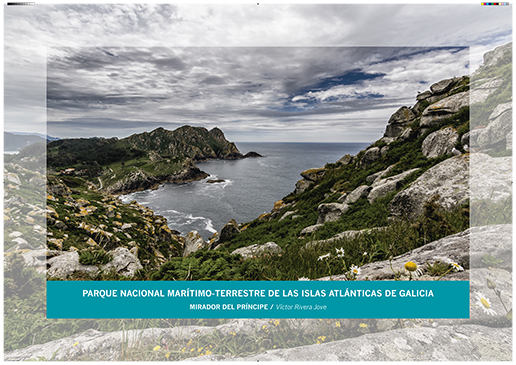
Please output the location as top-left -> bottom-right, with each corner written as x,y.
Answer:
206,179 -> 225,184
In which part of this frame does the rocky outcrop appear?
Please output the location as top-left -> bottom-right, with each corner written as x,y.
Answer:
420,91 -> 469,128
231,242 -> 283,259
100,247 -> 143,277
366,164 -> 396,183
421,127 -> 459,158
367,168 -> 419,204
359,147 -> 381,169
295,167 -> 325,194
45,247 -> 143,279
336,154 -> 353,165
46,251 -> 99,279
279,210 -> 298,221
182,231 -> 208,257
391,153 -> 509,221
317,224 -> 509,281
384,106 -> 416,138
389,155 -> 469,219
475,102 -> 512,149
5,172 -> 22,185
201,325 -> 511,361
4,320 -> 271,361
299,224 -> 324,236
470,153 -> 512,203
316,203 -> 349,224
295,178 -> 312,195
470,77 -> 504,105
482,42 -> 512,68
300,167 -> 325,182
243,151 -> 263,158
397,127 -> 412,142
419,76 -> 468,105
106,161 -> 209,195
343,185 -> 371,204
210,219 -> 241,249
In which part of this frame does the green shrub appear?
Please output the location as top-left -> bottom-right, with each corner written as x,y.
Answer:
78,249 -> 111,266
150,251 -> 245,281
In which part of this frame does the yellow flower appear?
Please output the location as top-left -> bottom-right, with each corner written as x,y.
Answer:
165,352 -> 171,358
198,348 -> 202,352
72,342 -> 79,347
404,261 -> 423,277
262,324 -> 267,330
190,348 -> 195,352
335,321 -> 341,327
404,262 -> 418,272
359,323 -> 368,328
205,350 -> 212,355
274,320 -> 280,326
153,346 -> 161,351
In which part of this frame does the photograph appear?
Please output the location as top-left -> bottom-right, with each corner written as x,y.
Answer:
3,1 -> 513,361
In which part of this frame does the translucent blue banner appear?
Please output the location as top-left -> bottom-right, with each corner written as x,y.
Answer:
47,281 -> 470,319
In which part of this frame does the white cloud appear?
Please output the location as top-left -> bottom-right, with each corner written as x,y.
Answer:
4,3 -> 512,142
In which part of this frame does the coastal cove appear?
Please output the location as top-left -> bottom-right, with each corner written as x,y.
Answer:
119,142 -> 369,239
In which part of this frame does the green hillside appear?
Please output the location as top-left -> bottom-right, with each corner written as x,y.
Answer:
47,126 -> 242,194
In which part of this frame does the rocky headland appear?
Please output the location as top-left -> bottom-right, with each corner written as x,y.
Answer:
47,125 -> 261,195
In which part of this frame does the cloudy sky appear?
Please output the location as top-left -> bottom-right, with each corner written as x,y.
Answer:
4,2 -> 513,143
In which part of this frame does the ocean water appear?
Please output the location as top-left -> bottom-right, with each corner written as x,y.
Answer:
119,142 -> 369,240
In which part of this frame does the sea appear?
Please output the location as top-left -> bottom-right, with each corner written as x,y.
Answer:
119,142 -> 369,240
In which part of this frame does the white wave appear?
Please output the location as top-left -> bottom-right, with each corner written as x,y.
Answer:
220,179 -> 233,188
184,213 -> 207,221
205,219 -> 217,233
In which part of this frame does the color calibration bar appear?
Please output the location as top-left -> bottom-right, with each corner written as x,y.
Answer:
481,2 -> 509,5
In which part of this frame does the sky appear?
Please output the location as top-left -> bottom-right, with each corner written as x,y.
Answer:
3,1 -> 513,143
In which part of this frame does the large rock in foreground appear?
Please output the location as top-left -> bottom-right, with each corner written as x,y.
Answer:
210,325 -> 511,361
317,224 -> 510,283
389,154 -> 469,219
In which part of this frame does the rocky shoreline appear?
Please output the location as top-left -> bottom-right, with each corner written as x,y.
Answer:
107,151 -> 263,196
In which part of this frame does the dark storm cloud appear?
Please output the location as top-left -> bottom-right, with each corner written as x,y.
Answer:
200,76 -> 226,85
46,45 -> 471,141
4,3 -> 512,141
150,57 -> 187,71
